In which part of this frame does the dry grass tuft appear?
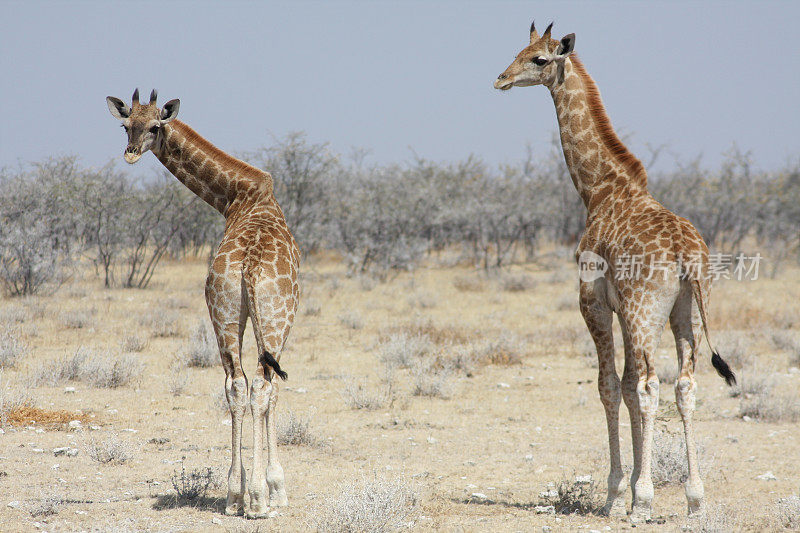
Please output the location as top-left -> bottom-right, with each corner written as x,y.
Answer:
59,308 -> 97,330
120,334 -> 148,353
473,330 -> 525,366
139,309 -> 182,338
29,490 -> 65,517
0,326 -> 28,368
379,332 -> 434,369
338,310 -> 364,330
342,376 -> 393,411
278,410 -> 322,446
651,429 -> 712,487
309,474 -> 418,533
33,348 -> 143,389
86,434 -> 136,465
170,463 -> 220,504
184,320 -> 218,368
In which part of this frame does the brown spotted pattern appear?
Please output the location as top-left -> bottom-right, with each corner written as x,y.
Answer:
495,26 -> 728,521
107,92 -> 299,518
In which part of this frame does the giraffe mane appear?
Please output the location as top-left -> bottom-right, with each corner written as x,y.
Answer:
569,54 -> 648,189
169,120 -> 270,182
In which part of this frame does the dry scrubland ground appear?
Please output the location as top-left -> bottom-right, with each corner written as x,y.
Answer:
1,252 -> 799,532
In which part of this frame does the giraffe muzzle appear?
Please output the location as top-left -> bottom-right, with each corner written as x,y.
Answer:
124,147 -> 142,164
494,74 -> 514,91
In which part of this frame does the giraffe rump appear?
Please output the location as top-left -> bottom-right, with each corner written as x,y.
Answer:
261,350 -> 288,381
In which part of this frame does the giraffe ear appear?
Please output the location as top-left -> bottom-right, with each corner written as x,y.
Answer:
556,33 -> 576,57
106,96 -> 131,120
160,99 -> 180,123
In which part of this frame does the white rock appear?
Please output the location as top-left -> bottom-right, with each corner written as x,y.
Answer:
498,382 -> 511,389
539,489 -> 558,499
524,454 -> 534,461
756,471 -> 777,481
466,484 -> 478,489
31,448 -> 44,453
68,420 -> 82,430
268,510 -> 279,518
64,387 -> 76,393
294,388 -> 307,394
742,415 -> 752,422
53,447 -> 70,456
471,492 -> 488,500
542,527 -> 553,533
89,425 -> 100,431
575,475 -> 593,484
67,448 -> 79,457
7,501 -> 21,509
211,517 -> 222,525
534,505 -> 555,514
426,436 -> 437,444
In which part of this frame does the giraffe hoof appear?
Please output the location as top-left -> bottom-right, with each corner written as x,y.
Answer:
630,505 -> 651,524
270,495 -> 289,508
224,503 -> 244,516
602,499 -> 627,518
245,509 -> 270,520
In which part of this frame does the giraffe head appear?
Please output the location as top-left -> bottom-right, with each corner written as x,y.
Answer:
494,21 -> 575,91
106,89 -> 180,164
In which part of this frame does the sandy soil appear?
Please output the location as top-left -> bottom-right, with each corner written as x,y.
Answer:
1,254 -> 798,532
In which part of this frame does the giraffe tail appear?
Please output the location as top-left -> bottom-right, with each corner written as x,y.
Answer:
261,350 -> 288,381
690,279 -> 736,386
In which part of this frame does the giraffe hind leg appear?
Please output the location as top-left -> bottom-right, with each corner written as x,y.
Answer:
671,283 -> 705,516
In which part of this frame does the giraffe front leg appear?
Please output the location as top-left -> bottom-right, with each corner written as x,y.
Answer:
579,282 -> 625,517
225,373 -> 248,516
246,374 -> 271,519
266,377 -> 288,508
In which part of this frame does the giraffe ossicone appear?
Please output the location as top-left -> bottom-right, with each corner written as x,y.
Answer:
107,89 -> 300,519
494,22 -> 736,521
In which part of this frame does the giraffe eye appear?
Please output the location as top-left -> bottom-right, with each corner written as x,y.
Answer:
532,57 -> 548,66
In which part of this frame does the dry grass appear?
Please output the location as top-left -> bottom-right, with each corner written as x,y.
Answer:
278,410 -> 322,446
0,326 -> 27,368
308,474 -> 418,533
86,434 -> 136,465
651,429 -> 713,487
539,476 -> 601,515
497,272 -> 536,292
452,274 -> 485,292
120,334 -> 148,353
32,347 -> 143,388
139,309 -> 182,338
184,320 -> 218,368
170,464 -> 220,505
28,490 -> 65,518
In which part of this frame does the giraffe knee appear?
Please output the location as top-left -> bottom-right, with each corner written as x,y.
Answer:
675,377 -> 696,414
250,377 -> 271,413
636,378 -> 659,415
227,376 -> 248,413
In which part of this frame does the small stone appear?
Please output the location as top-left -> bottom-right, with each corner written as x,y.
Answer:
498,382 -> 511,389
64,387 -> 76,393
534,505 -> 555,514
575,474 -> 592,484
89,425 -> 100,431
742,415 -> 752,422
294,388 -> 307,394
542,527 -> 553,533
466,484 -> 478,489
524,454 -> 534,461
66,448 -> 79,457
7,500 -> 21,509
268,510 -> 279,518
756,471 -> 777,481
68,420 -> 82,430
471,492 -> 488,500
53,447 -> 70,456
31,448 -> 44,453
426,436 -> 437,444
211,517 -> 222,525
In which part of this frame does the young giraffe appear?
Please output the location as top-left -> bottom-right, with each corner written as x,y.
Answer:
494,24 -> 735,521
107,89 -> 300,518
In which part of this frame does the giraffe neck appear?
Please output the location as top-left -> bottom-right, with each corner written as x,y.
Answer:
548,55 -> 648,213
153,120 -> 271,216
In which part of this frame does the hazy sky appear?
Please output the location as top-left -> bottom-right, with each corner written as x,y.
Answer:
2,1 -> 798,176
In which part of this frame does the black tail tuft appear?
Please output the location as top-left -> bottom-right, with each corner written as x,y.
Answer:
711,351 -> 736,386
262,351 -> 288,381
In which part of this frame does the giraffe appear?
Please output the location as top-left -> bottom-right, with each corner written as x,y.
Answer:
107,89 -> 300,518
493,23 -> 736,521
